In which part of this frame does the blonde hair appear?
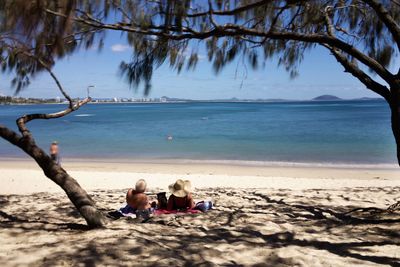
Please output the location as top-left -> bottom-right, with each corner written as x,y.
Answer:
135,179 -> 147,193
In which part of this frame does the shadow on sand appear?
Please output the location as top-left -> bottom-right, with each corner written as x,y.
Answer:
0,187 -> 399,266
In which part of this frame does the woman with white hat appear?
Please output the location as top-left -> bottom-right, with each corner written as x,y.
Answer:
167,179 -> 195,211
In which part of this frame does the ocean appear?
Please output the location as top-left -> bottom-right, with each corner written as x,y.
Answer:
0,100 -> 397,166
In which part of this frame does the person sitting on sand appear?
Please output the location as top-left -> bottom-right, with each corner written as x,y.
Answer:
121,179 -> 155,219
167,179 -> 195,211
126,179 -> 151,210
49,141 -> 61,166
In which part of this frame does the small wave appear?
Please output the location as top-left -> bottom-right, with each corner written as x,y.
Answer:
75,114 -> 95,117
170,159 -> 398,169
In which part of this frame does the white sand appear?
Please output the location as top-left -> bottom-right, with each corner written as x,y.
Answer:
0,159 -> 399,266
1,159 -> 399,194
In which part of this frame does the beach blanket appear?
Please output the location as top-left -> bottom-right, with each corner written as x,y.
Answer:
116,205 -> 201,217
114,201 -> 212,218
109,201 -> 213,219
154,209 -> 201,215
103,205 -> 134,219
118,205 -> 136,216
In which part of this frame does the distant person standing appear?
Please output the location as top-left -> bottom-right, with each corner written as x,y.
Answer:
50,141 -> 61,166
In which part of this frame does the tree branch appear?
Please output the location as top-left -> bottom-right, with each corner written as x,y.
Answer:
16,97 -> 92,137
364,0 -> 400,52
34,56 -> 74,108
223,25 -> 394,83
45,6 -> 394,84
323,6 -> 335,37
324,44 -> 391,101
0,125 -> 22,147
320,5 -> 391,101
1,38 -> 75,108
208,0 -> 219,28
187,0 -> 271,17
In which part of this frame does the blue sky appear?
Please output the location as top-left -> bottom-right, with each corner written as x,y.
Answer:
0,31 -> 380,100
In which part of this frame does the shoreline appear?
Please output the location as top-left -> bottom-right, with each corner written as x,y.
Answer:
1,157 -> 399,195
0,156 -> 398,170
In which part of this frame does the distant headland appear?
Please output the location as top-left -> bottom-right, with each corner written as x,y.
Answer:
0,94 -> 383,105
312,95 -> 342,101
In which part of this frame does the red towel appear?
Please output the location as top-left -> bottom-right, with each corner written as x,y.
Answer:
154,209 -> 201,215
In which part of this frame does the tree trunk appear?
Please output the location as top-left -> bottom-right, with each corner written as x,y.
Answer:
20,138 -> 107,228
390,88 -> 400,166
1,96 -> 107,227
0,124 -> 107,228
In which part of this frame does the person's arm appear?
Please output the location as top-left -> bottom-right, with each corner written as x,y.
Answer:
167,195 -> 174,211
187,193 -> 195,209
126,188 -> 133,205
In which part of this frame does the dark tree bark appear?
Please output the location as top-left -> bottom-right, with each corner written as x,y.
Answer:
0,98 -> 108,228
21,136 -> 107,227
389,88 -> 400,166
0,42 -> 108,227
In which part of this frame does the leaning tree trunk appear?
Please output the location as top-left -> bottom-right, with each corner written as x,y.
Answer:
0,98 -> 107,228
27,144 -> 106,227
390,88 -> 400,166
20,136 -> 107,227
0,50 -> 107,226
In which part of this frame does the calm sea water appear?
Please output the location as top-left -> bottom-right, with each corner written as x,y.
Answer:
0,100 -> 397,166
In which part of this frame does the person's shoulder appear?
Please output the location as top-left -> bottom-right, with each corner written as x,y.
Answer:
128,189 -> 141,194
133,192 -> 148,198
126,188 -> 139,198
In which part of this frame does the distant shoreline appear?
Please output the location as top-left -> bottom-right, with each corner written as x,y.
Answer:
0,98 -> 386,106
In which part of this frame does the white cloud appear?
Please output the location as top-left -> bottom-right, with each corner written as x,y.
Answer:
111,44 -> 130,52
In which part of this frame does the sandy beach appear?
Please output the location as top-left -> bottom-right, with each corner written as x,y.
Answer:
1,159 -> 400,266
3,0 -> 400,265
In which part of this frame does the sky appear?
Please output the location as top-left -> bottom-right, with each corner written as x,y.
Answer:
0,31 -> 381,100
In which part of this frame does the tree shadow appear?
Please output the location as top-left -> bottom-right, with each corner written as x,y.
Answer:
252,191 -> 400,225
0,209 -> 90,231
1,187 -> 399,266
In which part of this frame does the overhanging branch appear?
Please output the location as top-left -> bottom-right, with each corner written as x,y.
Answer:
364,0 -> 400,52
47,8 -> 393,85
187,0 -> 271,17
34,56 -> 74,108
2,39 -> 75,108
325,44 -> 391,101
321,4 -> 390,102
16,97 -> 92,137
